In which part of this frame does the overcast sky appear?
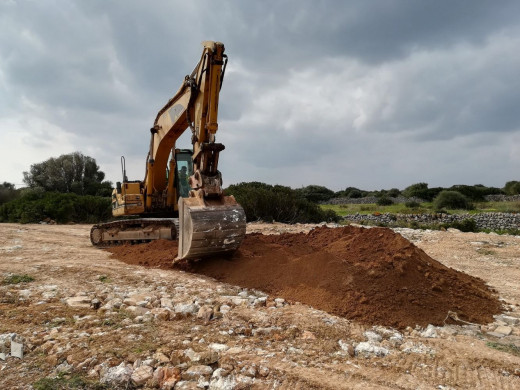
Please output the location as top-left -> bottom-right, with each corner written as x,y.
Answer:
1,0 -> 519,191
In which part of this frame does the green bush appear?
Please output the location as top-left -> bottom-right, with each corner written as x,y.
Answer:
402,182 -> 443,201
335,187 -> 368,199
433,190 -> 474,211
226,182 -> 340,223
504,181 -> 520,195
0,190 -> 111,224
295,185 -> 335,203
405,200 -> 421,208
3,274 -> 34,285
442,219 -> 477,232
448,184 -> 502,201
0,182 -> 20,205
376,196 -> 394,206
387,188 -> 401,197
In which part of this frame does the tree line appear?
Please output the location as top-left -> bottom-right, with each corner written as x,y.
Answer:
1,152 -> 519,224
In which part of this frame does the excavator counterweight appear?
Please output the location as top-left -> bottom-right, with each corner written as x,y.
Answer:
90,41 -> 246,260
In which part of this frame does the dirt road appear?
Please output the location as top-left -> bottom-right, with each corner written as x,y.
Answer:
1,223 -> 519,389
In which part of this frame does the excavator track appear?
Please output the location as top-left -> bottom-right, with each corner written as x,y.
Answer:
90,218 -> 178,247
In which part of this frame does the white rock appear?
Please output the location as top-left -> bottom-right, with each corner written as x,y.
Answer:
18,289 -> 32,298
66,296 -> 91,308
338,340 -> 351,352
182,364 -> 213,380
400,341 -> 436,355
219,304 -> 231,314
100,362 -> 133,386
176,381 -> 199,389
209,368 -> 237,390
161,298 -> 173,308
174,302 -> 199,315
420,324 -> 438,338
494,325 -> 513,336
495,315 -> 519,326
11,341 -> 23,359
364,330 -> 383,342
209,343 -> 229,352
131,365 -> 153,386
55,362 -> 73,374
355,342 -> 389,357
231,297 -> 248,306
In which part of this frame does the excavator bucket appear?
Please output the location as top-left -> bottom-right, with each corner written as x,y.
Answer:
178,195 -> 246,259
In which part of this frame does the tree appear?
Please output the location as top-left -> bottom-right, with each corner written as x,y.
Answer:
402,182 -> 442,201
23,152 -> 112,196
336,187 -> 367,198
504,181 -> 520,195
402,182 -> 429,199
0,182 -> 19,205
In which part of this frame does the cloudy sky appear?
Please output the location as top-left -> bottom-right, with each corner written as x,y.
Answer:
1,0 -> 519,191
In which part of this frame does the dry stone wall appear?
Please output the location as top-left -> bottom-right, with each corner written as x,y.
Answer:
344,212 -> 520,231
326,196 -> 425,205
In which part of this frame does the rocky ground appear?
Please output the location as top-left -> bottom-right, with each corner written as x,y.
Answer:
1,222 -> 520,389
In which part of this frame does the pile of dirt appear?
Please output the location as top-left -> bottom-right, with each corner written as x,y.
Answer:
106,226 -> 502,328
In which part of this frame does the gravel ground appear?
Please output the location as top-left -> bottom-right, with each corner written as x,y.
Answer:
0,222 -> 519,389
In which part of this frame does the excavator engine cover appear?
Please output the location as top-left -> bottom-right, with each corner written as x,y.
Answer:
178,195 -> 246,259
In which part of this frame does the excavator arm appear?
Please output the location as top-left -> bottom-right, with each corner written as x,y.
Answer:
146,41 -> 227,202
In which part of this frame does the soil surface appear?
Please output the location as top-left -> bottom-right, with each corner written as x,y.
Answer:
108,226 -> 502,329
1,222 -> 520,390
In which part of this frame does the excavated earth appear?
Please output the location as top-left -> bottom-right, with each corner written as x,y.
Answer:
107,226 -> 502,329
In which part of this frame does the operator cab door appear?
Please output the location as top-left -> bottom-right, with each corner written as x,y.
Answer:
174,149 -> 193,199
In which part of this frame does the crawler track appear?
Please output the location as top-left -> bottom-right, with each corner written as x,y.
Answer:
90,218 -> 179,247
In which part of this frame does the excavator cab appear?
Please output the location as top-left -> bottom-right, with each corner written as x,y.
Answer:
174,149 -> 193,199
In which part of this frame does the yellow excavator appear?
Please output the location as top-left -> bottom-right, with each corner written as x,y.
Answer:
90,41 -> 246,259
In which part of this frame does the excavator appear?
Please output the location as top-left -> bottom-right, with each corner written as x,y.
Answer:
90,41 -> 246,260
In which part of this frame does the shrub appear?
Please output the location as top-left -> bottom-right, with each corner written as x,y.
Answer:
376,196 -> 394,206
405,200 -> 421,208
402,182 -> 443,201
387,188 -> 401,197
336,187 -> 368,198
3,274 -> 34,285
433,190 -> 474,211
0,182 -> 20,205
448,184 -> 502,201
0,190 -> 111,224
226,182 -> 340,223
442,219 -> 477,232
504,181 -> 520,195
296,185 -> 335,203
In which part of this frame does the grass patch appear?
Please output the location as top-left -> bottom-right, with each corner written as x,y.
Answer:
98,275 -> 110,283
320,203 -> 431,216
2,274 -> 34,285
33,373 -> 108,390
321,200 -> 520,216
486,341 -> 520,357
477,248 -> 496,256
474,201 -> 520,213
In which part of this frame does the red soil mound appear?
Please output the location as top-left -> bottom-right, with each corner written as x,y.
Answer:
106,226 -> 502,328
